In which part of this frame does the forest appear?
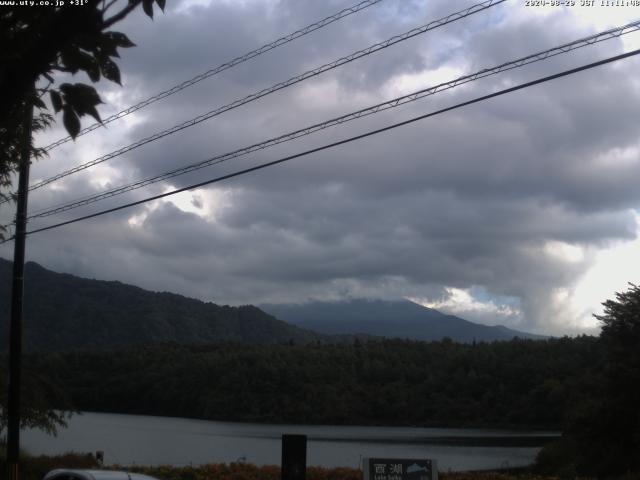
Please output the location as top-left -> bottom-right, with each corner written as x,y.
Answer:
16,336 -> 598,429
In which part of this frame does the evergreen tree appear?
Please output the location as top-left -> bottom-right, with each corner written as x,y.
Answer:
584,284 -> 640,476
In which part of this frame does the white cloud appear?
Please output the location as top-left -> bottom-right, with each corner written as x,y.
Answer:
2,0 -> 640,336
543,240 -> 585,263
384,65 -> 469,98
160,186 -> 233,220
410,287 -> 522,327
569,211 -> 640,329
511,0 -> 640,49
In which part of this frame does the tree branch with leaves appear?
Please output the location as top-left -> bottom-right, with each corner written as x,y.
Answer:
0,0 -> 166,203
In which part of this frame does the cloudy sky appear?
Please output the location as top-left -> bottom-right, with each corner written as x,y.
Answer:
2,0 -> 640,335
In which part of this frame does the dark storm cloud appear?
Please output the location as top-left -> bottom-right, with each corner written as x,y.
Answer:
3,0 -> 640,334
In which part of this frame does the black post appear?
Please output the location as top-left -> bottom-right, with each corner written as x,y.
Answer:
282,434 -> 307,480
6,102 -> 33,480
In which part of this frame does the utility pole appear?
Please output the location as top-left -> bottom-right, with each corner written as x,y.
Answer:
6,100 -> 34,480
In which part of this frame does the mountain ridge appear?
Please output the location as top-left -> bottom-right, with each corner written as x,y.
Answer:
0,258 -> 322,352
261,298 -> 545,342
0,258 -> 544,351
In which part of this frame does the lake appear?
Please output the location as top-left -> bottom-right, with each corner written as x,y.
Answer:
21,412 -> 556,471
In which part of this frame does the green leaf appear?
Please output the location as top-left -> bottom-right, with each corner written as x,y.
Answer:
104,31 -> 136,48
155,0 -> 165,12
60,49 -> 80,74
142,0 -> 154,18
50,90 -> 63,113
62,105 -> 80,139
64,84 -> 103,119
33,97 -> 46,110
100,57 -> 121,85
75,33 -> 100,53
71,84 -> 102,105
98,35 -> 120,59
84,105 -> 102,124
60,84 -> 103,125
60,83 -> 102,108
59,83 -> 73,95
76,51 -> 101,82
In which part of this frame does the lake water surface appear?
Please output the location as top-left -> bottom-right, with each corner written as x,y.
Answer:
22,412 -> 556,471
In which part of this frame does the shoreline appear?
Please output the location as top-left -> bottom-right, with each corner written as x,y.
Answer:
70,410 -> 563,435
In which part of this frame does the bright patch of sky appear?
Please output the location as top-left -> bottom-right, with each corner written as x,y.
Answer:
512,0 -> 640,49
410,286 -> 523,327
571,211 -> 640,329
161,186 -> 234,221
384,65 -> 469,98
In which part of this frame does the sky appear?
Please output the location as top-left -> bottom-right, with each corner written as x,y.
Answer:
2,0 -> 640,336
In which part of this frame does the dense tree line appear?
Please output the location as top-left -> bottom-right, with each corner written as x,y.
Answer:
17,336 -> 599,430
536,285 -> 640,477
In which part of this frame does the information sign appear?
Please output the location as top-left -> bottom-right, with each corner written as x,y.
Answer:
363,458 -> 437,480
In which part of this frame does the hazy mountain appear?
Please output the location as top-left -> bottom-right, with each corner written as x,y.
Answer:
0,258 -> 322,352
261,299 -> 546,342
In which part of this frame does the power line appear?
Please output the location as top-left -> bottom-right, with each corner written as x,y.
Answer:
12,47 -> 638,241
25,0 -> 506,193
26,19 -> 640,220
41,0 -> 387,152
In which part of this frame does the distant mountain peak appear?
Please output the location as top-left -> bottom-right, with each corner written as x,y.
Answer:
261,298 -> 545,342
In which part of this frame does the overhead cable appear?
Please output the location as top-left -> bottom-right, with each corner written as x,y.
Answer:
26,0 -> 506,193
42,0 -> 387,152
10,47 -> 637,241
26,19 -> 640,220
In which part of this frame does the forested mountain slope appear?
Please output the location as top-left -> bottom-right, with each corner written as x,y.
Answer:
0,258 -> 321,351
